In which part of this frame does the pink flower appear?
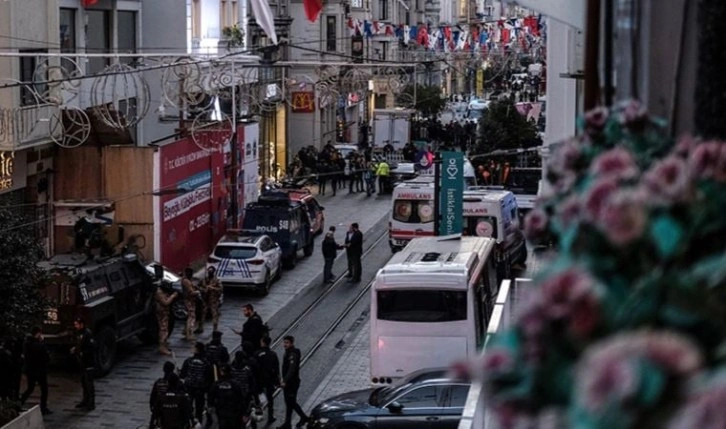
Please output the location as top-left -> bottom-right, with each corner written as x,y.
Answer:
668,372 -> 726,429
688,141 -> 721,181
483,347 -> 515,374
523,209 -> 549,242
549,139 -> 584,177
641,155 -> 693,205
556,195 -> 582,228
584,107 -> 610,135
538,268 -> 601,339
576,331 -> 703,414
597,190 -> 647,247
674,135 -> 699,158
552,172 -> 577,195
590,147 -> 639,182
583,179 -> 618,222
618,100 -> 648,132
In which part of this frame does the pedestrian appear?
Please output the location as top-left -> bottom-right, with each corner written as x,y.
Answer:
318,161 -> 328,196
71,318 -> 96,411
254,336 -> 280,426
208,364 -> 245,429
205,330 -> 230,377
149,361 -> 177,428
279,336 -> 308,429
233,304 -> 265,352
229,351 -> 258,427
375,159 -> 390,194
344,223 -> 363,283
182,267 -> 200,341
158,373 -> 194,429
20,327 -> 51,415
180,342 -> 213,425
155,282 -> 179,355
203,266 -> 223,332
195,274 -> 208,335
364,162 -> 376,196
321,231 -> 343,284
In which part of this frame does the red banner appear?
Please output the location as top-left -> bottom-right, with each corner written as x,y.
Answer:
159,136 -> 224,272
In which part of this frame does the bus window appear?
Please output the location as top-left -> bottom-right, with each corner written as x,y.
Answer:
377,290 -> 467,322
393,200 -> 435,224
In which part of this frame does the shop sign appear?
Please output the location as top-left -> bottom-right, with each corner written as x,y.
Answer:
291,92 -> 315,113
347,93 -> 360,107
439,151 -> 464,236
0,150 -> 27,195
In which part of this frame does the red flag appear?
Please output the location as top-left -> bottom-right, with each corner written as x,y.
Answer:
82,0 -> 99,6
303,0 -> 323,22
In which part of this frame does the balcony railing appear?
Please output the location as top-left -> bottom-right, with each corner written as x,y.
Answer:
458,278 -> 533,429
0,103 -> 62,151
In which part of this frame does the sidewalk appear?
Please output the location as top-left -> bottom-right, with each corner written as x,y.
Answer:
303,322 -> 371,411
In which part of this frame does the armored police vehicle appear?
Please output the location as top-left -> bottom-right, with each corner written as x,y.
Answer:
39,252 -> 160,375
242,190 -> 315,268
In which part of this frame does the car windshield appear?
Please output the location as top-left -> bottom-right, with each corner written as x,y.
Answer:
214,245 -> 258,259
370,369 -> 450,405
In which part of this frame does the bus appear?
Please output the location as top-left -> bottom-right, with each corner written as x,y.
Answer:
370,236 -> 498,385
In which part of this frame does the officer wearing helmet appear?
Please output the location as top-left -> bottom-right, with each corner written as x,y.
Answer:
155,280 -> 179,356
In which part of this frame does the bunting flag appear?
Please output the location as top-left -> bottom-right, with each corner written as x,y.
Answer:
82,0 -> 99,6
303,0 -> 323,22
250,0 -> 278,44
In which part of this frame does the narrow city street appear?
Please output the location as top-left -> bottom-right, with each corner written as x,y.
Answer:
39,190 -> 392,429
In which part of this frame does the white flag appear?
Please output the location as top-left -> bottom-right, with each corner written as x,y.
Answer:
249,0 -> 278,45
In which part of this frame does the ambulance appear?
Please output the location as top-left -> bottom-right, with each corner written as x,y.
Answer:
389,182 -> 527,278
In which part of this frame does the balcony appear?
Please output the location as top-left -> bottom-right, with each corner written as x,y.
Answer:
0,103 -> 62,151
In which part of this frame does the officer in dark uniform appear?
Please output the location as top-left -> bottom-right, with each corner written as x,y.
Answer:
205,331 -> 230,377
279,335 -> 308,429
150,361 -> 177,428
180,342 -> 213,425
71,318 -> 96,411
230,350 -> 257,427
158,373 -> 194,429
20,327 -> 51,415
233,304 -> 265,352
208,364 -> 244,429
255,336 -> 280,426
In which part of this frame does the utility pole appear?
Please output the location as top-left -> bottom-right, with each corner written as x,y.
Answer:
584,0 -> 601,110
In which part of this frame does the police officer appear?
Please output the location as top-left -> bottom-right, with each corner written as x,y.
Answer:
233,304 -> 265,352
70,318 -> 96,411
279,336 -> 308,429
205,331 -> 230,377
375,159 -> 390,194
208,364 -> 245,429
182,268 -> 200,341
150,361 -> 177,428
203,266 -> 223,332
155,283 -> 179,355
20,327 -> 51,415
180,342 -> 213,425
255,336 -> 280,426
158,373 -> 194,429
230,350 -> 258,427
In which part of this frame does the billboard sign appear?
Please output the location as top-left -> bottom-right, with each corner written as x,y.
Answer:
439,151 -> 464,236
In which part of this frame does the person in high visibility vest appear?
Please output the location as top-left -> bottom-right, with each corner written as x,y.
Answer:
376,160 -> 390,194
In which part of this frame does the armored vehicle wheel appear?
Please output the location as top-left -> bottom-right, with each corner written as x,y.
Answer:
95,325 -> 117,376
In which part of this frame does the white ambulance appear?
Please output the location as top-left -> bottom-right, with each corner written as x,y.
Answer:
390,182 -> 527,278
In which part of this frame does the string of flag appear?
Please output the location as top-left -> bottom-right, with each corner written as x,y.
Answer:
346,15 -> 546,53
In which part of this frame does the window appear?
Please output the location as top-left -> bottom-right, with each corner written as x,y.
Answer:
374,94 -> 387,109
19,50 -> 46,106
59,8 -> 76,72
377,290 -> 467,322
117,11 -> 137,64
192,0 -> 201,38
351,0 -> 363,8
378,0 -> 388,20
447,385 -> 471,408
393,199 -> 434,223
220,0 -> 228,29
86,10 -> 111,73
231,1 -> 239,26
220,0 -> 238,28
394,386 -> 442,408
326,16 -> 336,51
214,245 -> 258,259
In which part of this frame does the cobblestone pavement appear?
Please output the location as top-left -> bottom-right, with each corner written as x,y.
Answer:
300,245 -> 555,413
33,188 -> 392,429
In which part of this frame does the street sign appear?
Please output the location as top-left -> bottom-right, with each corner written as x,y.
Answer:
439,151 -> 464,236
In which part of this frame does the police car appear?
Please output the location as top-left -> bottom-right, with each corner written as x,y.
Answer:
207,231 -> 283,295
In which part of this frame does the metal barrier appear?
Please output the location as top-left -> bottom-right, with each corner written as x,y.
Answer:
457,278 -> 533,429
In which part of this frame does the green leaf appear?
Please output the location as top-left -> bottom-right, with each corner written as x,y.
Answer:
650,215 -> 683,259
688,252 -> 726,289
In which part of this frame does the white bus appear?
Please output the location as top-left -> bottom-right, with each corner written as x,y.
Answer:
370,236 -> 499,385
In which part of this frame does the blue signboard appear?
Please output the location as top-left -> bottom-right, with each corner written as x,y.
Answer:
439,151 -> 464,236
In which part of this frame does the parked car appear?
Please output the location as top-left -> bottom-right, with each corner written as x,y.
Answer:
308,367 -> 470,429
281,187 -> 325,236
207,231 -> 283,295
